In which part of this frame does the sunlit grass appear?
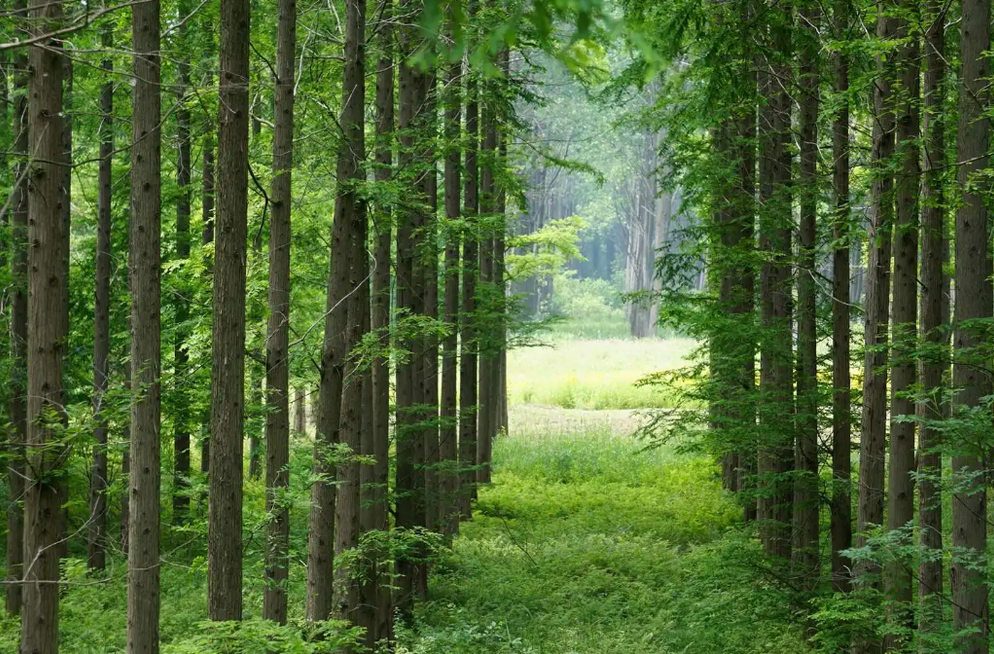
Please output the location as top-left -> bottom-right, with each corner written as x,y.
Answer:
508,338 -> 697,410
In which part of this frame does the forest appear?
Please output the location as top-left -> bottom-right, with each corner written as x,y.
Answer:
1,0 -> 993,651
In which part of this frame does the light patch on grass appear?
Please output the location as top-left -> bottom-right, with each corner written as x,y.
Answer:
508,338 -> 696,410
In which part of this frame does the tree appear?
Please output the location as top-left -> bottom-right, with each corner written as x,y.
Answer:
263,0 -> 296,626
209,0 -> 251,621
88,18 -> 114,573
951,0 -> 991,650
883,2 -> 918,638
20,0 -> 65,650
916,0 -> 946,641
829,0 -> 852,594
5,0 -> 28,617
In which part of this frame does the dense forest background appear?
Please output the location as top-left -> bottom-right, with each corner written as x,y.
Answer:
2,0 -> 994,652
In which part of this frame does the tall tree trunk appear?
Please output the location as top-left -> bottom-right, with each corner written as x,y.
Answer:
308,0 -> 364,620
371,9 -> 394,638
394,0 -> 428,614
917,0 -> 946,643
422,72 -> 441,538
6,0 -> 28,617
89,21 -> 114,572
854,11 -> 895,644
792,2 -> 819,589
756,7 -> 793,561
951,1 -> 991,651
129,0 -> 163,650
477,75 -> 497,486
173,4 -> 193,523
440,41 -> 462,537
263,0 -> 295,626
209,0 -> 250,621
20,0 -> 65,650
830,0 -> 853,595
200,137 -> 215,475
884,6 -> 919,644
458,28 -> 479,519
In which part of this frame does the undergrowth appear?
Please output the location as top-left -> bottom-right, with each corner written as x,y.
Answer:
400,424 -> 808,654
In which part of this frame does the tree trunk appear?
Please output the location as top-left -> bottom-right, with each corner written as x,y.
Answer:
854,12 -> 895,642
308,0 -> 364,620
371,11 -> 394,638
440,36 -> 462,537
89,21 -> 114,572
756,8 -> 793,561
951,1 -> 991,651
6,0 -> 28,616
422,72 -> 441,538
20,0 -> 65,650
917,0 -> 946,643
459,32 -> 479,517
173,5 -> 193,522
209,0 -> 250,621
792,2 -> 818,589
128,0 -> 163,650
477,75 -> 497,486
293,388 -> 307,434
830,0 -> 853,595
263,0 -> 295,625
884,6 -> 919,643
200,138 -> 215,475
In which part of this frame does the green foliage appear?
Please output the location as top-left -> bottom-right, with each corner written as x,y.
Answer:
401,420 -> 807,654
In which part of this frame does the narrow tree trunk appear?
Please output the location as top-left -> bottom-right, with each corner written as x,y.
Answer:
200,137 -> 215,475
248,362 -> 263,480
293,388 -> 307,433
209,0 -> 250,621
884,7 -> 919,644
459,35 -> 480,516
951,2 -> 991,651
357,261 -> 377,648
371,11 -> 394,637
830,0 -> 853,595
477,78 -> 497,486
854,12 -> 895,641
89,21 -> 114,572
6,0 -> 29,616
121,339 -> 132,554
792,2 -> 819,589
422,72 -> 441,539
20,0 -> 65,649
173,6 -> 193,522
917,0 -> 945,643
263,0 -> 295,625
440,41 -> 462,537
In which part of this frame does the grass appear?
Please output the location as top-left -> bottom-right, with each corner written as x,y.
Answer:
508,338 -> 696,410
400,415 -> 808,654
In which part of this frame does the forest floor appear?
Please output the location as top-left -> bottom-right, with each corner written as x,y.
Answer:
400,338 -> 808,654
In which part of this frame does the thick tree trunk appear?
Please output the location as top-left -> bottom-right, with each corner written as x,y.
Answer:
917,0 -> 946,643
371,13 -> 394,639
6,0 -> 28,617
792,2 -> 819,589
20,0 -> 65,650
884,7 -> 919,643
951,2 -> 991,652
854,12 -> 895,642
308,0 -> 364,620
263,0 -> 295,626
128,0 -> 163,650
756,11 -> 793,561
209,0 -> 250,621
89,22 -> 114,572
830,0 -> 853,595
